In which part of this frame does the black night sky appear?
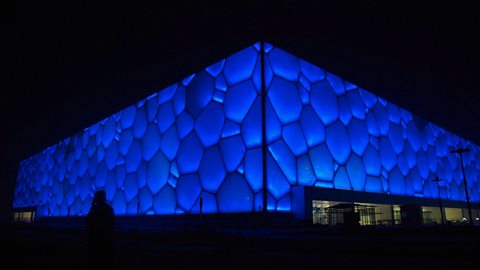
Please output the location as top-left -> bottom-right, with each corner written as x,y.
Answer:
5,1 -> 479,212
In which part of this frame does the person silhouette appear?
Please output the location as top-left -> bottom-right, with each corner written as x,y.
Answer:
85,190 -> 115,269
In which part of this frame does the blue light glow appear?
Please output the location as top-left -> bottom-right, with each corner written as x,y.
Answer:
13,42 -> 480,218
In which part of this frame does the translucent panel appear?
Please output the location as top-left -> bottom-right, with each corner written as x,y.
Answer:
157,103 -> 175,133
264,56 -> 274,88
373,104 -> 390,136
268,140 -> 296,184
397,154 -> 409,175
125,141 -> 142,173
365,176 -> 383,193
299,59 -> 325,83
218,173 -> 254,213
348,119 -> 369,156
223,46 -> 258,85
206,59 -> 225,77
96,146 -> 104,163
173,86 -> 185,116
299,106 -> 325,147
153,185 -> 176,214
268,77 -> 302,124
344,81 -> 357,91
87,137 -> 96,157
146,95 -> 159,122
220,135 -> 246,172
378,97 -> 388,106
326,122 -> 351,164
241,97 -> 262,148
365,111 -> 380,137
268,48 -> 300,81
112,191 -> 127,215
176,133 -> 204,174
79,174 -> 91,201
133,108 -> 147,139
416,149 -> 429,179
333,167 -> 351,190
404,143 -> 417,169
386,103 -> 401,124
126,197 -> 139,215
114,165 -> 126,190
254,192 -> 263,212
224,80 -> 257,123
277,194 -> 291,212
147,151 -> 169,194
102,118 -> 116,148
136,162 -> 147,189
158,84 -> 177,104
309,144 -> 334,181
213,91 -> 225,103
267,153 -> 290,200
185,72 -> 214,118
244,148 -> 263,193
252,56 -> 262,92
139,188 -> 153,214
282,123 -> 308,156
121,105 -> 136,129
182,75 -> 195,86
170,161 -> 179,178
311,80 -> 338,125
104,141 -> 118,170
347,90 -> 366,120
119,129 -> 134,155
142,125 -> 161,161
222,120 -> 240,138
299,84 -> 309,104
379,137 -> 396,171
359,88 -> 377,109
389,167 -> 405,195
195,102 -> 225,148
266,100 -> 282,143
176,174 -> 201,212
388,124 -> 404,154
406,122 -> 421,151
215,75 -> 228,91
160,125 -> 179,161
346,155 -> 366,191
191,191 -> 217,214
199,146 -> 226,193
327,73 -> 345,95
176,112 -> 194,139
400,108 -> 413,123
78,151 -> 88,176
363,144 -> 381,176
297,155 -> 316,186
338,96 -> 352,125
124,174 -> 138,201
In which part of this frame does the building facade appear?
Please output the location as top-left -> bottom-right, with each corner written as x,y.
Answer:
14,42 -> 480,225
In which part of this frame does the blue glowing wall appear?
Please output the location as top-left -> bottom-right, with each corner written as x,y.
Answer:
14,44 -> 264,216
14,42 -> 480,217
263,43 -> 480,211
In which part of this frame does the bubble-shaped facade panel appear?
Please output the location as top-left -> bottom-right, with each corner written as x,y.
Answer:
326,122 -> 351,164
268,77 -> 303,124
195,102 -> 225,148
217,174 -> 254,213
310,81 -> 339,125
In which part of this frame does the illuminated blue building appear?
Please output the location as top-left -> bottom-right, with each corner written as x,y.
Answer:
14,42 -> 480,225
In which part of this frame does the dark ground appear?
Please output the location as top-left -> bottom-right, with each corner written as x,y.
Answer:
2,224 -> 479,270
